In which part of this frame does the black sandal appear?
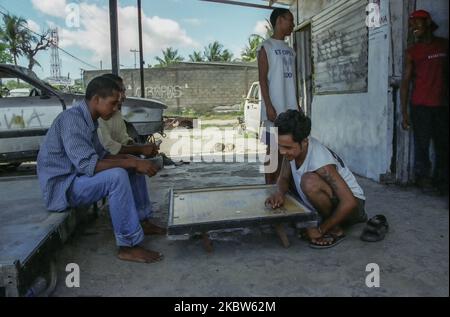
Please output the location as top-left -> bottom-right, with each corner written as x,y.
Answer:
360,215 -> 389,242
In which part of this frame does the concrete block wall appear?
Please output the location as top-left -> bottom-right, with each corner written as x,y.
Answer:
84,63 -> 258,113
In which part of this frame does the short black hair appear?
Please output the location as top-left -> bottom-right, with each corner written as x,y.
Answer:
85,76 -> 120,100
274,110 -> 311,144
270,8 -> 291,28
101,73 -> 124,84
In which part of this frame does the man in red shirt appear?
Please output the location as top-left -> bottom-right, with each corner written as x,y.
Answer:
401,10 -> 449,194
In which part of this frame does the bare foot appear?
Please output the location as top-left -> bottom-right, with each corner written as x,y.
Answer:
118,246 -> 163,263
328,226 -> 344,237
141,220 -> 167,235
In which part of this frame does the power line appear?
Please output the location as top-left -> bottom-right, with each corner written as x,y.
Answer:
0,6 -> 99,70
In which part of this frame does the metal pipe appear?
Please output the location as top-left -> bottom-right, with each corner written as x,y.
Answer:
199,0 -> 286,10
137,0 -> 145,98
109,0 -> 120,75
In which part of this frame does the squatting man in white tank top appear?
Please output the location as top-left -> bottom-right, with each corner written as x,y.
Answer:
265,110 -> 368,249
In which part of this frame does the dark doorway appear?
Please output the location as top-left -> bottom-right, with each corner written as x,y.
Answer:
294,24 -> 313,117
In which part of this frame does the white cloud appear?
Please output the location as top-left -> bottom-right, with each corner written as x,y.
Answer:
253,20 -> 270,37
31,0 -> 67,18
32,1 -> 198,67
26,20 -> 41,34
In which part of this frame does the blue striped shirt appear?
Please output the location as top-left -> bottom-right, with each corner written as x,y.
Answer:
37,100 -> 109,211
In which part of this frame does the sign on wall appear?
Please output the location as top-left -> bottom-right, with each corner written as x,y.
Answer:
312,0 -> 369,94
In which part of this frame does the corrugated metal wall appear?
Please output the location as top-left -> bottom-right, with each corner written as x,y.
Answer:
311,0 -> 368,94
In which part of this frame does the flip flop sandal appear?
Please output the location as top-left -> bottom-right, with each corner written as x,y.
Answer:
309,233 -> 346,249
360,215 -> 389,242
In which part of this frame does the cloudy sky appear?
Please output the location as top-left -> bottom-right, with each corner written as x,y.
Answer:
0,0 -> 274,79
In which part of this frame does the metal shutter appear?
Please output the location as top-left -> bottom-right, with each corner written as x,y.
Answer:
312,0 -> 369,94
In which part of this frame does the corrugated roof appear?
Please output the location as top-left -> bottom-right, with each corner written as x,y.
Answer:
199,0 -> 292,10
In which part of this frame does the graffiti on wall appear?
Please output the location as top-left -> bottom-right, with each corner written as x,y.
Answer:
316,30 -> 367,83
0,108 -> 46,130
133,85 -> 183,100
314,26 -> 368,93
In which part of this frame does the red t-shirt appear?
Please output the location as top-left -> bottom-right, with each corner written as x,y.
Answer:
407,37 -> 449,107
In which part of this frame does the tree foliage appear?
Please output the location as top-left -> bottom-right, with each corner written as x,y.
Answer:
0,13 -> 52,70
155,47 -> 184,67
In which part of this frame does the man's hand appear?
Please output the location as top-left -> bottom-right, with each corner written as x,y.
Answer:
140,144 -> 159,157
402,114 -> 410,130
134,159 -> 159,177
266,104 -> 277,122
265,191 -> 285,209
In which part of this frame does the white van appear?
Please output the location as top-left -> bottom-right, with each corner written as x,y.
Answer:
7,88 -> 31,97
243,81 -> 261,134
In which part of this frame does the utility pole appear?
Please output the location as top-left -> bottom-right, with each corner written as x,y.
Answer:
130,49 -> 139,69
130,49 -> 139,96
100,60 -> 103,70
137,0 -> 145,98
80,68 -> 85,89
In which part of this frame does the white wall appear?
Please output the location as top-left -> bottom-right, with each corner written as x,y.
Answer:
294,0 -> 393,181
312,25 -> 391,181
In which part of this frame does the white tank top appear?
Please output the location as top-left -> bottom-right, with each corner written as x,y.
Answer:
289,137 -> 365,212
258,38 -> 298,127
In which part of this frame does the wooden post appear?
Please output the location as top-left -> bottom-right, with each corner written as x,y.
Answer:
202,232 -> 214,253
274,224 -> 290,248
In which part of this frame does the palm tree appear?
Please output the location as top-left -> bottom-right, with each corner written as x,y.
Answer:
188,51 -> 203,62
220,49 -> 233,62
0,14 -> 28,66
155,47 -> 184,67
241,34 -> 264,62
203,41 -> 233,62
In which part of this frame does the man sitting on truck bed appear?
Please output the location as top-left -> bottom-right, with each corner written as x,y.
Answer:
37,76 -> 165,264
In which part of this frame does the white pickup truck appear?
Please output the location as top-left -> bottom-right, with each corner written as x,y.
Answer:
243,81 -> 261,135
0,64 -> 167,165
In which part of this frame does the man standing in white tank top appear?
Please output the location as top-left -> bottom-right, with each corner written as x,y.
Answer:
265,110 -> 368,249
258,8 -> 299,185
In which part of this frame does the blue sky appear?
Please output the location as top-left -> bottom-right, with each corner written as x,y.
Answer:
0,0 -> 275,79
